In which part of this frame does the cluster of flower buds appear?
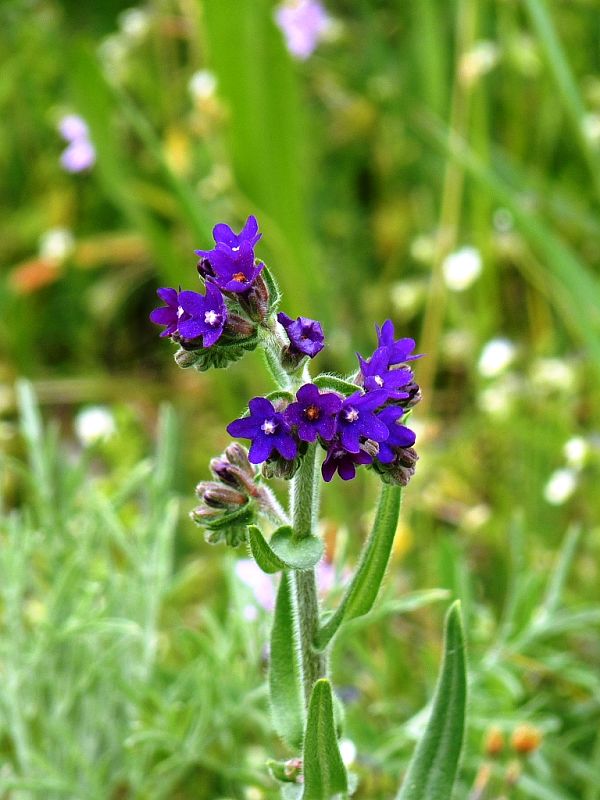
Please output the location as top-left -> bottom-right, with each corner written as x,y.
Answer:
227,319 -> 421,483
191,442 -> 288,546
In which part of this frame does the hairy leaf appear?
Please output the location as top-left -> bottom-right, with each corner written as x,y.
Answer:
302,679 -> 348,800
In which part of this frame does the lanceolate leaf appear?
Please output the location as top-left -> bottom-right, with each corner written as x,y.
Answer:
396,602 -> 467,800
302,679 -> 348,800
316,484 -> 402,650
270,574 -> 305,750
249,525 -> 324,574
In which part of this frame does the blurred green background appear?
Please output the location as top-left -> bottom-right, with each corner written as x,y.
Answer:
1,0 -> 600,798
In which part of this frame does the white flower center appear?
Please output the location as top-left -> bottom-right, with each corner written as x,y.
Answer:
177,305 -> 185,318
374,375 -> 384,387
232,245 -> 240,252
261,419 -> 276,435
204,310 -> 219,326
345,408 -> 359,423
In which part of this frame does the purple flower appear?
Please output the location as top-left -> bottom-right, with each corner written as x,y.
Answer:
227,397 -> 298,464
376,406 -> 417,464
58,114 -> 90,143
176,283 -> 227,347
336,390 -> 389,453
358,346 -> 413,400
376,320 -> 423,365
149,287 -> 188,337
275,0 -> 331,61
60,138 -> 96,173
284,383 -> 342,443
195,216 -> 263,293
322,440 -> 373,482
278,312 -> 325,358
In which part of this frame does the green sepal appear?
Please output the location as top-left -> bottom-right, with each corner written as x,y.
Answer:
202,503 -> 254,531
263,264 -> 283,313
270,574 -> 305,750
313,374 -> 359,396
248,524 -> 324,573
265,389 -> 295,406
395,602 -> 467,800
267,758 -> 303,784
200,504 -> 255,548
316,484 -> 402,650
302,679 -> 348,800
175,332 -> 259,372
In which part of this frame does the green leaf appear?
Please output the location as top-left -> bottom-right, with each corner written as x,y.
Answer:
262,264 -> 283,314
316,485 -> 402,650
313,374 -> 359,397
396,602 -> 467,800
270,574 -> 305,750
192,333 -> 259,371
302,679 -> 348,800
249,525 -> 324,574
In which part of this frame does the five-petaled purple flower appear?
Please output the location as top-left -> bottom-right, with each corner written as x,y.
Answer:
227,397 -> 298,464
278,312 -> 325,358
322,440 -> 373,482
149,287 -> 187,338
376,406 -> 416,464
358,346 -> 413,400
376,320 -> 423,366
285,383 -> 342,443
336,390 -> 389,453
196,216 -> 263,293
275,0 -> 331,61
176,283 -> 227,347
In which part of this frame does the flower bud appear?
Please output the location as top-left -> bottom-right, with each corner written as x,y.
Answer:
197,257 -> 215,280
225,442 -> 254,473
223,312 -> 257,338
174,347 -> 203,368
196,481 -> 247,509
238,266 -> 270,321
262,453 -> 303,481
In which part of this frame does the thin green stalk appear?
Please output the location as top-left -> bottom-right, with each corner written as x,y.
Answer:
290,443 -> 327,705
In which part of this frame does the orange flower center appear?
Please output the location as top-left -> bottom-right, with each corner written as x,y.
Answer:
232,272 -> 246,282
305,404 -> 320,421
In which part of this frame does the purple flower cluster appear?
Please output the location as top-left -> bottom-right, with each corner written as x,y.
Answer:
150,216 -> 265,346
58,114 -> 96,173
227,320 -> 421,483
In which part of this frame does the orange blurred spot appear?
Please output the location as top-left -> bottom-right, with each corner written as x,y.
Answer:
9,259 -> 60,294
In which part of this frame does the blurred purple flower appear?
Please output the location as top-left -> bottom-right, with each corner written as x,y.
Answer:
275,0 -> 330,60
227,397 -> 298,464
58,114 -> 90,142
60,138 -> 96,173
278,312 -> 325,358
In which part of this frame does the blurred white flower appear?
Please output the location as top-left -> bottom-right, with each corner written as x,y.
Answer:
442,246 -> 482,291
478,338 -> 516,377
74,406 -> 116,447
39,228 -> 74,263
188,69 -> 218,102
339,738 -> 357,766
563,436 -> 589,469
544,468 -> 577,505
582,113 -> 600,146
530,357 -> 576,393
477,379 -> 516,418
410,234 -> 435,264
460,40 -> 499,84
98,35 -> 128,81
275,0 -> 332,60
118,7 -> 151,41
391,280 -> 424,316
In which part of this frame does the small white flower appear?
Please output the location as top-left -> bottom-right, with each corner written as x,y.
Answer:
460,40 -> 499,83
530,358 -> 576,393
74,406 -> 116,446
339,738 -> 357,767
477,380 -> 515,418
544,468 -> 577,505
563,437 -> 589,469
478,338 -> 516,377
442,246 -> 482,292
118,8 -> 151,41
188,69 -> 218,102
39,228 -> 74,263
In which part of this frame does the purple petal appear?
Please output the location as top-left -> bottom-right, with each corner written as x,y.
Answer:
178,290 -> 207,316
275,434 -> 298,461
212,222 -> 238,247
240,215 -> 261,246
340,425 -> 361,454
353,390 -> 388,411
296,383 -> 320,404
227,417 -> 260,438
359,414 -> 389,443
156,287 -> 178,307
322,456 -> 337,482
201,326 -> 224,348
149,307 -> 176,325
249,436 -> 274,464
316,416 -> 336,441
177,318 -> 206,340
338,460 -> 357,481
248,397 -> 276,418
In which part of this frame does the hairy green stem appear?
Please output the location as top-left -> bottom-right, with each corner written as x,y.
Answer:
290,443 -> 327,704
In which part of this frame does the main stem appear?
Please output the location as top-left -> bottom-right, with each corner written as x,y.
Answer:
290,442 -> 327,705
